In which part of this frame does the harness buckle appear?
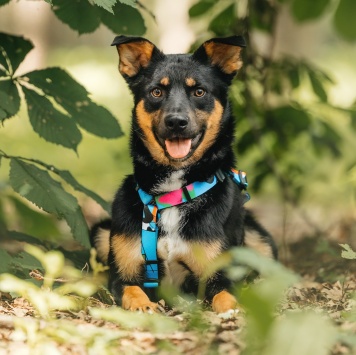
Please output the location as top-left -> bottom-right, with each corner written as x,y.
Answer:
216,169 -> 226,183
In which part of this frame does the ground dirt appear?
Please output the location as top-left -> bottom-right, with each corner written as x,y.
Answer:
0,237 -> 355,354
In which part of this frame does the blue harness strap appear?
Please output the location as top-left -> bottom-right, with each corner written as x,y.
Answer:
136,168 -> 249,288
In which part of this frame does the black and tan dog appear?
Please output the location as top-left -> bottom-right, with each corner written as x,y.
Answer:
91,35 -> 277,313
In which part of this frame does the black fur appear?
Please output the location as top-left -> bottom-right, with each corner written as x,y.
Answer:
91,35 -> 277,311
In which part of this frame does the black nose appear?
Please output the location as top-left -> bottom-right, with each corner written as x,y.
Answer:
165,115 -> 189,132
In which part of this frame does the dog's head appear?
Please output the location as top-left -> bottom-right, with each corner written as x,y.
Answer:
112,35 -> 245,168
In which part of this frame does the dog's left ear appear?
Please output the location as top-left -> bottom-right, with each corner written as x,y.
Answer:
192,36 -> 246,77
111,35 -> 162,78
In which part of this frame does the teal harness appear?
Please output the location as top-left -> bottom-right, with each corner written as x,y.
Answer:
136,169 -> 249,288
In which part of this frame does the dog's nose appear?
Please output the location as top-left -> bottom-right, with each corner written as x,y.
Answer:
164,115 -> 189,132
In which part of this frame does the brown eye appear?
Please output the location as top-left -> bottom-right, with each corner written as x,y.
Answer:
151,88 -> 163,98
194,88 -> 206,97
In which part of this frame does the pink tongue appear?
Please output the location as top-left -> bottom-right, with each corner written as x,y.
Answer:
165,138 -> 192,159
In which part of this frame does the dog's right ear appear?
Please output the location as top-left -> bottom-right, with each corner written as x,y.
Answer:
111,36 -> 162,78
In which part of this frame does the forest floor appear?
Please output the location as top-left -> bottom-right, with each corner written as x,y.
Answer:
0,237 -> 355,355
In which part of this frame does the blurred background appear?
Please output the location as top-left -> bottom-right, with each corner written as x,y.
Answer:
0,0 -> 355,264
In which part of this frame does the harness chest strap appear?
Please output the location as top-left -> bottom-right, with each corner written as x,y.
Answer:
136,168 -> 249,288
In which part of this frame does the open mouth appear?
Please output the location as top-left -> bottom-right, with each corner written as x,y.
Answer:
164,133 -> 203,161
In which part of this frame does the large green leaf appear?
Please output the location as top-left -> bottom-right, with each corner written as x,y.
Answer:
8,195 -> 61,240
189,0 -> 216,17
100,2 -> 146,36
0,33 -> 33,75
52,0 -> 101,34
333,0 -> 356,42
265,106 -> 311,147
9,158 -> 89,248
291,0 -> 330,22
22,86 -> 82,151
62,207 -> 90,248
67,101 -> 123,138
0,0 -> 11,6
0,249 -> 11,273
92,0 -> 117,13
118,0 -> 136,7
9,158 -> 78,218
0,79 -> 20,121
208,4 -> 235,36
55,169 -> 110,213
25,68 -> 123,138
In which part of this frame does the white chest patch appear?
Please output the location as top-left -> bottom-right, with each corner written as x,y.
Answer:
157,206 -> 190,287
152,170 -> 185,194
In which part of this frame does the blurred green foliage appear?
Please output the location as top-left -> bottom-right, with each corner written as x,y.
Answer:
189,0 -> 356,221
0,1 -> 355,353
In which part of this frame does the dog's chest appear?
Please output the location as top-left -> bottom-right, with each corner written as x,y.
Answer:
153,171 -> 191,285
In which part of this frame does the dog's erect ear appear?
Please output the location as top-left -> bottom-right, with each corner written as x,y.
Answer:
111,36 -> 162,77
192,36 -> 246,76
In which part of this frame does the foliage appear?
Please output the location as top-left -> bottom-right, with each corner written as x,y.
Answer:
0,246 -> 355,353
340,244 -> 356,260
0,1 -> 141,251
0,1 -> 355,353
189,0 -> 356,219
0,245 -> 97,318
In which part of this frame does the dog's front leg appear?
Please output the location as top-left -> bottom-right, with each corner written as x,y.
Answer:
109,234 -> 160,313
204,272 -> 238,313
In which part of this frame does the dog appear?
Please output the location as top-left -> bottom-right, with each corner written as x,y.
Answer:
90,35 -> 277,314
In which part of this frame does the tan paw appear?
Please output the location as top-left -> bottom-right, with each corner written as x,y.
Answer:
212,290 -> 238,313
122,286 -> 159,313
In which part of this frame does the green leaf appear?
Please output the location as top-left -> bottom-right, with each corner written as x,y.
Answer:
62,207 -> 90,248
309,72 -> 328,101
7,230 -> 46,246
333,0 -> 356,42
55,169 -> 110,213
291,0 -> 330,22
9,158 -> 90,248
264,312 -> 336,355
208,4 -> 235,36
92,0 -> 117,13
24,68 -> 123,138
100,2 -> 146,36
118,0 -> 136,7
22,86 -> 82,151
265,106 -> 311,147
0,249 -> 11,273
340,244 -> 356,259
0,33 -> 33,75
0,0 -> 11,7
8,195 -> 61,240
189,0 -> 216,17
68,101 -> 123,138
9,158 -> 77,217
0,79 -> 20,121
52,0 -> 101,34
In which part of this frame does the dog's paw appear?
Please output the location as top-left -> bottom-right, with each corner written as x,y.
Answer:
122,286 -> 159,313
212,290 -> 238,313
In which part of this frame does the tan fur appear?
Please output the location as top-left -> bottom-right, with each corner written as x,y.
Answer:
135,100 -> 169,165
116,41 -> 155,77
172,241 -> 222,278
93,228 -> 110,264
122,286 -> 158,312
191,100 -> 224,162
244,231 -> 274,258
212,290 -> 237,313
185,77 -> 196,87
136,99 -> 224,168
111,234 -> 143,281
160,77 -> 170,86
204,42 -> 243,74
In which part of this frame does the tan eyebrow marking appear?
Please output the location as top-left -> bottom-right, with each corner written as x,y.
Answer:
185,77 -> 196,87
160,77 -> 170,86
